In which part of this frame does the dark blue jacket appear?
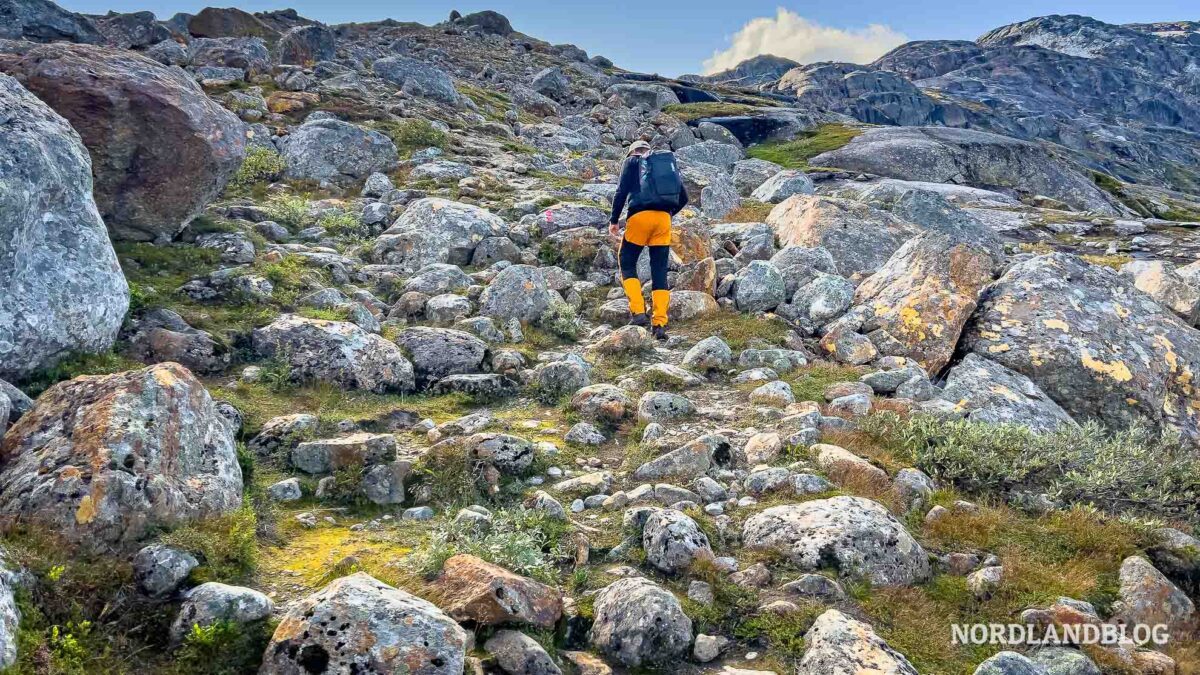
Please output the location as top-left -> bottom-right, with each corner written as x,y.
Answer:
609,156 -> 689,224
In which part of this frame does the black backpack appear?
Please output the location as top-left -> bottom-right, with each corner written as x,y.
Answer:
629,151 -> 685,214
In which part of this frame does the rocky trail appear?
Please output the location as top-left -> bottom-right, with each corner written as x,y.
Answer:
1,2 -> 1199,674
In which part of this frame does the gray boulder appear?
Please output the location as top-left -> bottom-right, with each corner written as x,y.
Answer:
260,572 -> 469,674
479,265 -> 555,323
0,364 -> 242,554
751,169 -> 815,203
187,36 -> 270,74
939,354 -> 1075,432
252,315 -> 415,393
373,55 -> 459,104
963,253 -> 1200,440
0,0 -> 102,43
973,652 -> 1043,675
0,73 -> 129,379
767,195 -> 917,275
1,43 -> 246,242
733,260 -> 786,312
770,245 -> 840,297
133,544 -> 198,598
394,327 -> 487,382
682,336 -> 733,372
1031,648 -> 1101,675
604,82 -> 679,110
0,554 -> 18,668
372,198 -> 505,272
275,24 -> 335,65
789,273 -> 855,325
798,609 -> 918,675
643,509 -> 713,574
743,496 -> 930,586
676,140 -> 743,172
733,158 -> 785,195
485,629 -> 561,675
94,11 -> 170,49
170,582 -> 272,643
282,118 -> 399,183
589,577 -> 692,667
810,126 -> 1118,214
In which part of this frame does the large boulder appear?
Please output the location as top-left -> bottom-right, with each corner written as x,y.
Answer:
643,508 -> 713,574
0,74 -> 129,379
169,582 -> 272,643
261,572 -> 468,675
962,253 -> 1200,440
939,354 -> 1076,432
431,554 -> 562,629
274,24 -> 335,65
252,315 -> 415,393
1111,556 -> 1197,646
0,43 -> 246,242
589,577 -> 692,667
604,82 -> 679,110
94,11 -> 171,49
0,363 -> 242,553
393,327 -> 487,383
281,118 -> 399,184
766,195 -> 918,275
811,127 -> 1118,214
479,265 -> 555,323
373,55 -> 459,104
371,198 -> 505,272
186,36 -> 270,74
853,232 -> 996,373
743,496 -> 930,586
798,609 -> 919,675
0,0 -> 102,43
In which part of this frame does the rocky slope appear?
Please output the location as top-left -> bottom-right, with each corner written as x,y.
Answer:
0,2 -> 1199,674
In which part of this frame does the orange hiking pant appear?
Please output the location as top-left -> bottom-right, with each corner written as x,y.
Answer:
619,210 -> 671,327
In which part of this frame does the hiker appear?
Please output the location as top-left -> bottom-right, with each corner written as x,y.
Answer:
608,140 -> 689,341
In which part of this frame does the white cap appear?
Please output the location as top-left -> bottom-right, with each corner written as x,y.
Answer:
627,140 -> 651,156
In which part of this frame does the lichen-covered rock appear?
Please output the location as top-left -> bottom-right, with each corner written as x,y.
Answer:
743,496 -> 930,586
1120,259 -> 1200,324
485,629 -> 562,675
373,55 -> 460,104
683,336 -> 733,372
431,554 -> 562,629
771,246 -> 840,298
809,126 -> 1118,214
637,391 -> 694,423
261,572 -> 468,675
169,582 -> 272,643
972,651 -> 1043,675
393,327 -> 487,383
751,169 -> 815,203
0,0 -> 102,43
797,609 -> 918,675
479,264 -> 556,323
962,253 -> 1200,440
125,308 -> 228,374
372,198 -> 506,272
643,508 -> 713,574
0,73 -> 128,379
274,24 -> 335,65
604,82 -> 679,110
589,577 -> 692,667
854,232 -> 996,373
247,413 -> 318,457
133,544 -> 198,598
0,553 -> 17,668
569,384 -> 633,424
0,43 -> 246,241
766,195 -> 917,275
939,354 -> 1075,432
291,433 -> 396,475
252,315 -> 415,393
0,364 -> 242,554
1111,556 -> 1197,645
281,117 -> 398,184
733,260 -> 786,312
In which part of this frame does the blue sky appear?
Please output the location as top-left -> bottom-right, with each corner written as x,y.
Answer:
59,0 -> 1199,75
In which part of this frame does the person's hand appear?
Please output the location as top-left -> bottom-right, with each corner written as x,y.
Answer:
608,221 -> 621,239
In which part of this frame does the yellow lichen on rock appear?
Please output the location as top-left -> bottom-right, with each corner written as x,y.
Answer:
1080,352 -> 1134,382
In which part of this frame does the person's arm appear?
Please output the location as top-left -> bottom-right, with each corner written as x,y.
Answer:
609,158 -> 636,225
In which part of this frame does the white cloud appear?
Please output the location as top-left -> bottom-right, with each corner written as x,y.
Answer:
702,8 -> 909,74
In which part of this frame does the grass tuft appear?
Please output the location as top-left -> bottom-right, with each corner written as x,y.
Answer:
747,124 -> 862,169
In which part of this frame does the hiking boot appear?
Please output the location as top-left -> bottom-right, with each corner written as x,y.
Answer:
652,325 -> 668,341
629,312 -> 650,328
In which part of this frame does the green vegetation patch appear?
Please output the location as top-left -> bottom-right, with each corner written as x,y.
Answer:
747,124 -> 863,169
662,102 -> 770,123
372,118 -> 448,158
674,311 -> 792,351
226,146 -> 286,197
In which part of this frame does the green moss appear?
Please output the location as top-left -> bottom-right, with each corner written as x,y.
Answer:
662,102 -> 770,122
732,603 -> 824,663
226,147 -> 286,196
16,351 -> 144,397
263,194 -> 314,231
747,124 -> 863,169
160,503 -> 260,584
172,619 -> 275,675
373,118 -> 448,158
675,311 -> 792,351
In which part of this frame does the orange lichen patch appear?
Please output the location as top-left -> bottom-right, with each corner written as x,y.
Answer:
1080,352 -> 1134,382
75,494 -> 98,524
